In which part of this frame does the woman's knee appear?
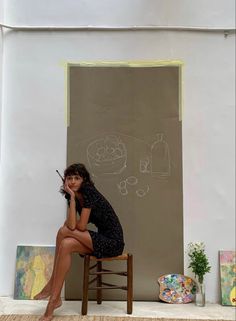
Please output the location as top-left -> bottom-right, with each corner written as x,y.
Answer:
57,223 -> 70,239
58,237 -> 78,253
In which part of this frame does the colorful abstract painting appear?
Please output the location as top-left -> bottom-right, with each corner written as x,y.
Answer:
14,245 -> 55,300
158,274 -> 197,303
219,250 -> 236,306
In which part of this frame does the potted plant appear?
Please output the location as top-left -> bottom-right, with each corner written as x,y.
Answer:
187,242 -> 211,306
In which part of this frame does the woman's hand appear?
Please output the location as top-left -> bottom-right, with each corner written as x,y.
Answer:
64,181 -> 75,199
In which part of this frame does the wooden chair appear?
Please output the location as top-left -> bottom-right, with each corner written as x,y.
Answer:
81,253 -> 133,315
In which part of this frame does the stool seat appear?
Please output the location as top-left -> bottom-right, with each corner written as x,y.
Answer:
81,253 -> 133,315
90,254 -> 129,261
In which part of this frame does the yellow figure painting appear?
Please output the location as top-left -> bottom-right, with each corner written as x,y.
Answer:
31,255 -> 47,299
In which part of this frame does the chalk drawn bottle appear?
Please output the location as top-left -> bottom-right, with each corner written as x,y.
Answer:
151,133 -> 170,177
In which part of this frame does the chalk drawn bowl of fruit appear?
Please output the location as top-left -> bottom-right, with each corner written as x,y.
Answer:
87,135 -> 127,175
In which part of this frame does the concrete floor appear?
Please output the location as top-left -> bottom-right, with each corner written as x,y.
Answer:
0,297 -> 235,320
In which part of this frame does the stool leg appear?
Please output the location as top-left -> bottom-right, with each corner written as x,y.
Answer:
127,254 -> 133,314
81,255 -> 90,315
97,261 -> 102,304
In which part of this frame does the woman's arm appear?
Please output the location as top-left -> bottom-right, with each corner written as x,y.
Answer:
64,180 -> 77,230
66,197 -> 77,230
64,182 -> 92,231
76,208 -> 91,232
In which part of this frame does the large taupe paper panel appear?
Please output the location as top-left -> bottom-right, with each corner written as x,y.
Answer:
66,64 -> 183,300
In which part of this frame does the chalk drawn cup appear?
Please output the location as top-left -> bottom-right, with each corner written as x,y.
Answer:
126,176 -> 138,186
117,180 -> 128,196
140,157 -> 150,173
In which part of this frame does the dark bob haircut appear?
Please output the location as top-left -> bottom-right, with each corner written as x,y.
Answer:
60,163 -> 94,195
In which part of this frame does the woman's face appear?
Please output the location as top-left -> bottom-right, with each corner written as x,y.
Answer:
66,174 -> 84,192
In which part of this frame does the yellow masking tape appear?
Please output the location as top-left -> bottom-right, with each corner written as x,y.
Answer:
62,62 -> 70,127
66,60 -> 183,67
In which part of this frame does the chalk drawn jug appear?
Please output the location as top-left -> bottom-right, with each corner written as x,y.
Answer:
151,133 -> 170,177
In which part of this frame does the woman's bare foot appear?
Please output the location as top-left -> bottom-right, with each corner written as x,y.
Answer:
38,297 -> 62,321
38,316 -> 54,321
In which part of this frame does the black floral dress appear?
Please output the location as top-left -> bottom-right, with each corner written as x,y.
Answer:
66,183 -> 125,258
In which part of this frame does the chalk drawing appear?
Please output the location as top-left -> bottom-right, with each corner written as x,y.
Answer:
117,180 -> 128,196
126,176 -> 138,186
151,133 -> 170,177
117,176 -> 138,196
136,185 -> 150,198
140,157 -> 151,173
87,135 -> 127,176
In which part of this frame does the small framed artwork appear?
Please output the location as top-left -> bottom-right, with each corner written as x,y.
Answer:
219,250 -> 236,306
14,245 -> 55,300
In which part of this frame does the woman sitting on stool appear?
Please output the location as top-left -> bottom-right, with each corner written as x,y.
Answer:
35,163 -> 125,321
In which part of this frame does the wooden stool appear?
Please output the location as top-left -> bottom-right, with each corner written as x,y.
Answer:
81,253 -> 133,315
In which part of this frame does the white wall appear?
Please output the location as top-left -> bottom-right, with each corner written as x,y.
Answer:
0,1 -> 235,303
0,29 -> 3,159
0,0 -> 5,23
4,0 -> 236,28
0,0 -> 5,255
0,0 -> 5,156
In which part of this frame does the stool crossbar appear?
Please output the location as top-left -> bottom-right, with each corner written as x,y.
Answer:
81,253 -> 133,315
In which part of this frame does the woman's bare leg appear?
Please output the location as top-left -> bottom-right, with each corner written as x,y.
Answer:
38,237 -> 92,321
34,223 -> 93,300
34,224 -> 68,299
